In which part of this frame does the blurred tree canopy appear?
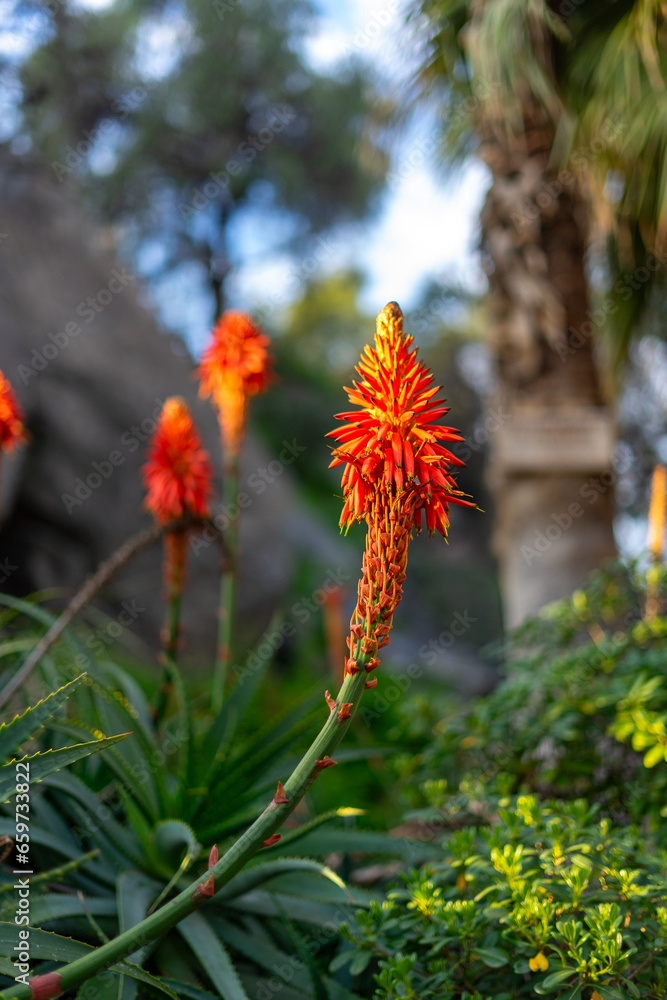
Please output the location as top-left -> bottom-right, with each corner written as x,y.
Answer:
5,0 -> 390,316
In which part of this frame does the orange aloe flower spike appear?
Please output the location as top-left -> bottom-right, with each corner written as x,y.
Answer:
142,397 -> 213,526
329,302 -> 475,681
197,311 -> 272,464
142,398 -> 214,657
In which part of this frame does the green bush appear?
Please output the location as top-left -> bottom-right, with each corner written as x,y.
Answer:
339,794 -> 667,999
336,564 -> 667,998
396,563 -> 667,832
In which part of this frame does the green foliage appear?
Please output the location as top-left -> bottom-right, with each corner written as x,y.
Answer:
397,563 -> 667,832
335,563 -> 667,998
0,594 -> 422,998
339,795 -> 667,999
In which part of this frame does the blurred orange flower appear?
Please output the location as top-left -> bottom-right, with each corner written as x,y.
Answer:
197,311 -> 272,462
0,371 -> 26,452
142,397 -> 213,525
648,464 -> 666,561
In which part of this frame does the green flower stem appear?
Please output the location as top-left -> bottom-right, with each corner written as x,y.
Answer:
154,588 -> 182,723
0,666 -> 369,1000
155,528 -> 187,722
165,589 -> 182,663
212,455 -> 239,715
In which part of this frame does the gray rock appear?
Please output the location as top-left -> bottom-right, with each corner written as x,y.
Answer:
0,153 -> 295,669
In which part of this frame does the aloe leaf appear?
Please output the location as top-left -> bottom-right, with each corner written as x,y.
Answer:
159,658 -> 191,812
201,687 -> 320,792
197,627 -> 276,782
0,675 -> 86,763
113,964 -> 181,1000
91,694 -> 163,814
227,890 -> 356,927
216,858 -> 347,903
161,981 -> 219,1000
178,912 -> 250,1000
212,917 -> 314,995
277,826 -> 439,861
0,850 -> 100,895
75,972 -> 119,1000
116,871 -> 165,1000
0,923 -> 93,961
0,924 -> 180,1000
98,662 -> 155,739
195,710 -> 316,829
0,732 -> 131,802
41,771 -> 145,869
146,821 -> 200,912
0,819 -> 112,888
27,895 -> 117,926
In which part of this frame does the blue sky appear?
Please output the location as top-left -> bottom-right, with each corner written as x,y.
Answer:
226,0 -> 490,321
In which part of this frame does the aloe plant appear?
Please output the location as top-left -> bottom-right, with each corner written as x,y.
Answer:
0,602 -> 425,999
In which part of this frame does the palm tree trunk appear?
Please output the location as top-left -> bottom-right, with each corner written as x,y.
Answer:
480,121 -> 617,627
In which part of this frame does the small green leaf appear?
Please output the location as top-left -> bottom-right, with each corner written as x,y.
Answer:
541,968 -> 577,990
588,985 -> 628,1000
349,951 -> 372,976
472,946 -> 510,968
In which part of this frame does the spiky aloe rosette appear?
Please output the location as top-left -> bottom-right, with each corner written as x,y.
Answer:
328,301 -> 475,687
